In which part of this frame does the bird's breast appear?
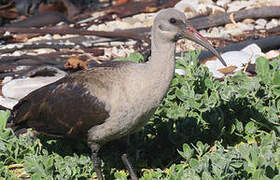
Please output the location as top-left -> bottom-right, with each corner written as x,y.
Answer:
87,64 -> 174,143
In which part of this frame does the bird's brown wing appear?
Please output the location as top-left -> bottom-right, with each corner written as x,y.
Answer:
12,75 -> 109,139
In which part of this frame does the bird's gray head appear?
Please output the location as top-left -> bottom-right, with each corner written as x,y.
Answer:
153,8 -> 227,66
153,8 -> 188,42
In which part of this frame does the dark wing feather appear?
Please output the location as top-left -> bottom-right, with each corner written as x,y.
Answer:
13,75 -> 109,139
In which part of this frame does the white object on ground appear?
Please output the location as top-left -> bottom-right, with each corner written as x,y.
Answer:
0,96 -> 18,110
175,69 -> 186,76
2,75 -> 64,100
204,43 -> 264,78
1,67 -> 67,109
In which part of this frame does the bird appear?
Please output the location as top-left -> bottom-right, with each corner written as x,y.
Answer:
9,8 -> 227,180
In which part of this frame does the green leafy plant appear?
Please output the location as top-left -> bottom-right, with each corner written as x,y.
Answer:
0,110 -> 10,132
118,52 -> 145,63
0,51 -> 279,179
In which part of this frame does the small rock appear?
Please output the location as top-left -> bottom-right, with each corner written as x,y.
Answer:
265,50 -> 280,59
224,23 -> 243,36
125,40 -> 137,46
216,0 -> 231,7
53,34 -> 62,39
197,4 -> 225,15
242,18 -> 255,24
266,19 -> 279,29
89,12 -> 153,31
43,34 -> 53,40
175,0 -> 199,13
219,29 -> 229,38
110,46 -> 134,58
134,13 -> 154,22
88,24 -> 98,31
224,23 -> 236,30
200,0 -> 213,4
134,22 -> 143,28
241,43 -> 264,57
227,1 -> 253,12
266,0 -> 280,6
12,51 -> 23,56
247,24 -> 255,30
31,48 -> 56,54
123,17 -> 139,25
2,76 -> 13,84
237,22 -> 254,31
15,66 -> 28,71
120,22 -> 133,29
78,12 -> 105,24
199,29 -> 208,37
3,43 -> 23,50
210,27 -> 220,37
144,19 -> 154,27
210,5 -> 225,14
255,18 -> 267,26
255,25 -> 264,30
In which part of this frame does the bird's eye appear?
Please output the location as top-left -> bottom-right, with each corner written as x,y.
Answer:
169,18 -> 177,24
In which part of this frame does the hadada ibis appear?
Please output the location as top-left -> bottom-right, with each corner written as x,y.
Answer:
11,8 -> 227,180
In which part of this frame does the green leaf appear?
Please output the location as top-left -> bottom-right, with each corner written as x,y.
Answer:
272,85 -> 280,96
235,119 -> 244,133
230,161 -> 243,168
30,174 -> 44,180
114,171 -> 127,180
189,158 -> 199,169
24,155 -> 54,179
273,175 -> 280,180
178,144 -> 193,161
202,171 -> 213,180
256,57 -> 270,83
0,51 -> 279,180
245,122 -> 257,135
0,110 -> 10,131
118,52 -> 144,63
272,71 -> 280,85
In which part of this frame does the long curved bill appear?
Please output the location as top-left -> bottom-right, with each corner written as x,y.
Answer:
182,24 -> 227,67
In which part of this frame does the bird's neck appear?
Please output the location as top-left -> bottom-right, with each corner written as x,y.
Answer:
149,31 -> 176,77
141,32 -> 176,104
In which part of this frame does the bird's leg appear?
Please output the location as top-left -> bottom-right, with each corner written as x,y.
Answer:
92,152 -> 103,180
121,135 -> 138,180
121,153 -> 138,180
89,142 -> 103,180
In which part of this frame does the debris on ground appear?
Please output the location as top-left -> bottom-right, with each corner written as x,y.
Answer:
0,0 -> 280,107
